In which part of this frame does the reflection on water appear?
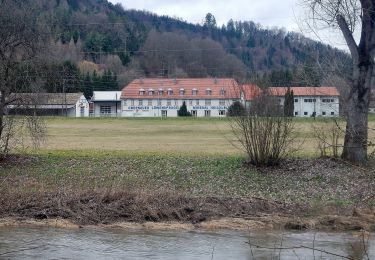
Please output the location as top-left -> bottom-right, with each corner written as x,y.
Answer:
0,227 -> 373,259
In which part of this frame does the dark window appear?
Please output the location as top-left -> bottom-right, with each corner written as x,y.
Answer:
331,112 -> 335,115
304,112 -> 308,116
295,111 -> 298,116
100,106 -> 111,114
294,99 -> 298,102
322,111 -> 326,115
219,110 -> 225,115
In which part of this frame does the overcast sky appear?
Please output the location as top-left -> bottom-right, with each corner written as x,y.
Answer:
109,0 -> 300,30
108,0 -> 349,49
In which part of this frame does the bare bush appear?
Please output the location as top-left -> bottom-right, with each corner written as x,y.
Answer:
230,91 -> 295,166
313,119 -> 345,158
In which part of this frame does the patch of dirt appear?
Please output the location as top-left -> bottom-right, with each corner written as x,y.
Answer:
0,155 -> 38,168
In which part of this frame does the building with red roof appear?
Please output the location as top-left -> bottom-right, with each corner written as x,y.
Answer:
115,78 -> 341,117
121,78 -> 255,117
269,87 -> 340,117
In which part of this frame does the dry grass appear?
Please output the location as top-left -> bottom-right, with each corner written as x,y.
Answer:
41,117 -> 375,157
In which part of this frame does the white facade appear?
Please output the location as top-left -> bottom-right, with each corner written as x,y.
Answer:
277,96 -> 339,117
73,95 -> 90,117
91,91 -> 122,117
122,99 -> 231,117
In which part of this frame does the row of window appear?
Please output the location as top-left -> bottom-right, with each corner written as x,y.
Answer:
293,98 -> 336,103
139,88 -> 226,97
160,110 -> 226,117
294,111 -> 335,116
125,99 -> 227,106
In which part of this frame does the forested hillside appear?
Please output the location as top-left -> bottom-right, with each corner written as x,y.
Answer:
19,0 -> 352,97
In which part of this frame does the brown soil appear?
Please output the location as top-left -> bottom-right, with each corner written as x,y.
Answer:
0,190 -> 374,232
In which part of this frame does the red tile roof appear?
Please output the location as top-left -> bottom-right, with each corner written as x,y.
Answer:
242,84 -> 262,100
121,78 -> 240,100
269,87 -> 340,97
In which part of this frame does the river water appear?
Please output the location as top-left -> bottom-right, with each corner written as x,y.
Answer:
0,227 -> 374,259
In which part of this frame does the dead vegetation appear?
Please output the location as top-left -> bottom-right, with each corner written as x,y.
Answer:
0,189 -> 306,225
0,153 -> 374,231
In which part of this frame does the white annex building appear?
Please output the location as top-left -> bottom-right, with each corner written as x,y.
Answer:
8,92 -> 89,117
270,87 -> 340,117
120,78 -> 251,117
90,91 -> 122,117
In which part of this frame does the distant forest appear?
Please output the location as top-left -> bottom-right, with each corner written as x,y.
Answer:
19,0 -> 352,97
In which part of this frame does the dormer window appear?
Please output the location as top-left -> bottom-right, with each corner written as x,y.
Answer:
139,89 -> 145,96
167,88 -> 173,96
179,88 -> 185,96
220,88 -> 226,96
192,88 -> 198,96
158,88 -> 163,96
148,89 -> 154,96
206,88 -> 212,96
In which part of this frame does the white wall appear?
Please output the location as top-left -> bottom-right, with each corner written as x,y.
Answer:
122,99 -> 231,117
278,96 -> 339,117
74,95 -> 89,117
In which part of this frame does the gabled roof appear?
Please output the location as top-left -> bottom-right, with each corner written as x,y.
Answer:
8,93 -> 85,105
91,91 -> 122,101
269,87 -> 340,97
121,78 -> 239,99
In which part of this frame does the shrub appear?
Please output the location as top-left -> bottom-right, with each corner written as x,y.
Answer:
227,101 -> 246,116
177,101 -> 191,116
230,92 -> 295,166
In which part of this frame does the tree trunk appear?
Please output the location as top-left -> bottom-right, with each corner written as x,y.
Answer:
338,1 -> 375,165
341,65 -> 372,164
0,90 -> 5,156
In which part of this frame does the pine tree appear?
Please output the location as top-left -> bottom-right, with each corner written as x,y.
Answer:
83,72 -> 92,98
92,70 -> 101,91
283,87 -> 294,117
177,101 -> 191,116
227,101 -> 246,116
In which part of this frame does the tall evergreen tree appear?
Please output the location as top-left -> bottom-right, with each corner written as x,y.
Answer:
283,87 -> 294,117
83,72 -> 93,98
92,70 -> 101,91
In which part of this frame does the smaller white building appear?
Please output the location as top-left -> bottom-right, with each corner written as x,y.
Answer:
8,92 -> 89,117
270,87 -> 340,117
90,91 -> 122,117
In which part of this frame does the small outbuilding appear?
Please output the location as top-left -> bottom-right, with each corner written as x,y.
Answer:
7,92 -> 89,117
90,91 -> 122,117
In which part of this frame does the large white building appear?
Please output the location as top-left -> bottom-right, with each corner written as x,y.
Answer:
120,78 -> 255,117
85,78 -> 342,118
270,87 -> 340,117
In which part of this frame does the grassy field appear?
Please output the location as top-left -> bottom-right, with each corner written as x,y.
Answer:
42,116 -> 375,157
1,116 -> 374,227
1,151 -> 374,204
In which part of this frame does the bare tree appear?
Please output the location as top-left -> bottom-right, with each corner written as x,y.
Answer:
303,0 -> 375,164
0,0 -> 45,157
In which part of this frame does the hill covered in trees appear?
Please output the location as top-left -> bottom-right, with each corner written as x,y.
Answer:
19,0 -> 352,96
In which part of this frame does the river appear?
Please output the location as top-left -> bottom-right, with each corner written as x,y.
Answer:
0,227 -> 374,259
